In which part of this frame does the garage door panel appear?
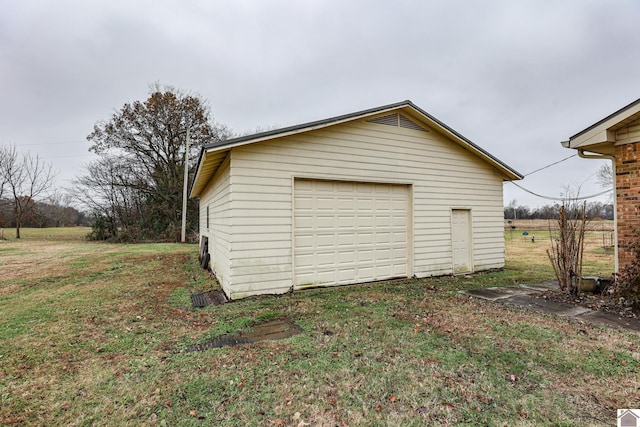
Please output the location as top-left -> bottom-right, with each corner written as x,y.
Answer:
358,215 -> 375,228
296,272 -> 315,285
315,180 -> 334,192
357,266 -> 375,279
316,197 -> 335,210
375,232 -> 390,244
357,198 -> 375,210
295,235 -> 314,248
315,216 -> 335,229
295,216 -> 314,229
338,215 -> 356,228
393,232 -> 406,243
377,248 -> 391,260
358,250 -> 374,262
337,198 -> 356,210
392,199 -> 407,210
357,233 -> 374,244
393,248 -> 407,259
317,252 -> 336,266
375,216 -> 392,227
337,234 -> 356,246
338,269 -> 355,282
295,179 -> 314,191
392,216 -> 407,227
337,251 -> 355,264
337,182 -> 356,192
295,196 -> 314,210
356,183 -> 374,193
393,264 -> 408,276
317,270 -> 336,283
316,234 -> 335,247
376,265 -> 392,277
294,179 -> 409,288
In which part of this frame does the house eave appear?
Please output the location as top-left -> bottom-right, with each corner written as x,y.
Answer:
566,98 -> 640,154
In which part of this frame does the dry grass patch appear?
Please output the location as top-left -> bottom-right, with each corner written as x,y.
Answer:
1,227 -> 637,426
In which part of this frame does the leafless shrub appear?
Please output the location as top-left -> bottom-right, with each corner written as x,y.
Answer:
546,201 -> 587,295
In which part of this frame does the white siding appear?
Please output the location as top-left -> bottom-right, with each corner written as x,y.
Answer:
616,118 -> 640,144
224,118 -> 505,298
198,155 -> 232,295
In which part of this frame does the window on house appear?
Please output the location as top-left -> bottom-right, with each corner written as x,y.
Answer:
206,205 -> 210,229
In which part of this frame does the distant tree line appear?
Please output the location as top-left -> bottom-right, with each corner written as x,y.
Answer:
504,200 -> 614,221
0,195 -> 90,229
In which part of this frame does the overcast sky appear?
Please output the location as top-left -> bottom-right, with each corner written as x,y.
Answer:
2,0 -> 639,208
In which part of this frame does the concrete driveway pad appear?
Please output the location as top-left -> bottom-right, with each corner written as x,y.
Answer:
463,286 -> 537,301
462,285 -> 640,334
504,294 -> 592,317
576,311 -> 640,333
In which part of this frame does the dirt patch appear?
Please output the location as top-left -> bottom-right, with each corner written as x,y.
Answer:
185,318 -> 303,352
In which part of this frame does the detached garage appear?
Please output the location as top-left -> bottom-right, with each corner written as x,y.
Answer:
190,100 -> 522,300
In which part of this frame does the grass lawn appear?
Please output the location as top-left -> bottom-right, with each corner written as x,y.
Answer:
1,226 -> 637,426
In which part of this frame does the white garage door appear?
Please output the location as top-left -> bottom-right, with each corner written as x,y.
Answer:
294,179 -> 409,288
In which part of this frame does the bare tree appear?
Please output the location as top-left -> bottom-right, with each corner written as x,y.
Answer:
0,145 -> 57,238
0,146 -> 7,200
596,163 -> 613,189
508,199 -> 518,220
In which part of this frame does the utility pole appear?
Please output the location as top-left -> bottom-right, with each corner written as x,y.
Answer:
181,127 -> 190,243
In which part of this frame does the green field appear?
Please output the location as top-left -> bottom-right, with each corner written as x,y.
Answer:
0,226 -> 91,241
0,226 -> 636,426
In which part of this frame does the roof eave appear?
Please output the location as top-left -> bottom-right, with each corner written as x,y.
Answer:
565,98 -> 640,154
203,100 -> 414,153
569,97 -> 640,141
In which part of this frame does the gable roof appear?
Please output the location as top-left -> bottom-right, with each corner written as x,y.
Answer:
190,100 -> 523,198
562,98 -> 640,155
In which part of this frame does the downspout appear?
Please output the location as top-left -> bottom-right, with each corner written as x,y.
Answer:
577,148 -> 618,272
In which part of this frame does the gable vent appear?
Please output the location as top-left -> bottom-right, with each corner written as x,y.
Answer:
367,113 -> 428,132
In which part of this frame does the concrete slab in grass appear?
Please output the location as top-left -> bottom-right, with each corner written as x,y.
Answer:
505,295 -> 592,317
576,311 -> 640,333
518,282 -> 559,292
461,286 -> 537,301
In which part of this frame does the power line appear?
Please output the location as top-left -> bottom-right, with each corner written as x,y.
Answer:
509,180 -> 612,201
523,154 -> 577,176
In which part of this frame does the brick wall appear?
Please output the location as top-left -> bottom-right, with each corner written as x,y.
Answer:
616,142 -> 640,268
